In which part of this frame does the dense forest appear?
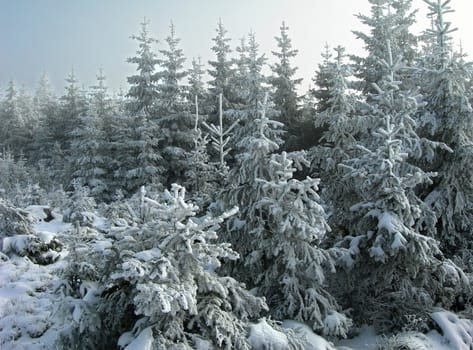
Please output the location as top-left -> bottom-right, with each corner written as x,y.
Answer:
1,0 -> 473,349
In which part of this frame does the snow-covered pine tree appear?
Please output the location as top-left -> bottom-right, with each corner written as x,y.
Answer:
0,81 -> 37,158
117,20 -> 164,194
91,69 -> 116,199
68,69 -> 113,199
312,46 -> 362,233
220,96 -> 283,284
184,101 -> 218,205
255,151 -> 351,336
156,22 -> 195,185
0,81 -> 21,153
352,0 -> 418,95
94,184 -> 268,349
416,0 -> 473,264
32,72 -> 59,172
208,19 -> 235,110
334,43 -> 467,331
57,70 -> 88,153
221,96 -> 349,335
62,180 -> 97,227
311,43 -> 333,114
187,57 -> 208,115
239,33 -> 269,134
69,112 -> 107,199
156,22 -> 188,116
16,85 -> 40,159
231,36 -> 249,106
228,32 -> 275,151
126,19 -> 159,117
270,21 -> 302,150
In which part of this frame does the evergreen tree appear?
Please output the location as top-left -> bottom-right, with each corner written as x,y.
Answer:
187,57 -> 208,114
126,19 -> 159,116
417,0 -> 473,263
255,151 -> 351,336
270,21 -> 302,149
208,19 -> 235,109
157,22 -> 194,185
113,112 -> 163,194
231,36 -> 250,105
231,32 -> 272,147
16,85 -> 39,158
311,43 -> 333,114
32,72 -> 59,163
334,43 -> 467,331
352,0 -> 418,95
312,46 -> 361,232
221,97 -> 348,335
221,98 -> 283,284
118,20 -> 164,193
95,185 -> 267,349
0,81 -> 23,154
69,70 -> 112,199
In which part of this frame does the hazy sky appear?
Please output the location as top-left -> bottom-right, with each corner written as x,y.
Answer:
1,0 -> 472,95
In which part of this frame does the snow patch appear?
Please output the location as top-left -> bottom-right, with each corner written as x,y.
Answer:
123,327 -> 154,350
282,320 -> 337,350
431,310 -> 473,350
249,319 -> 288,350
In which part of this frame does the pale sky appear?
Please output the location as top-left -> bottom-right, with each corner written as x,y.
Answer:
0,0 -> 472,95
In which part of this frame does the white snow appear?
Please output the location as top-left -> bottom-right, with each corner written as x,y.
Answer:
431,310 -> 473,350
249,319 -> 289,350
123,327 -> 154,350
282,320 -> 337,350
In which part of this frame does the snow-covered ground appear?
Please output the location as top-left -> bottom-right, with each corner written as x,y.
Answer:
1,206 -> 473,350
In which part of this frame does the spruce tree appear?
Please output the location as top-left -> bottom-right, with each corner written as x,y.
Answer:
157,22 -> 194,185
312,46 -> 361,232
208,19 -> 235,109
96,185 -> 267,349
187,57 -> 207,113
352,0 -> 418,95
417,0 -> 473,263
32,72 -> 59,163
270,21 -> 302,149
220,98 -> 348,334
119,19 -> 164,193
58,70 -> 88,152
126,19 -> 159,116
231,32 -> 272,147
0,81 -> 22,154
69,70 -> 111,199
334,43 -> 467,331
311,44 -> 333,114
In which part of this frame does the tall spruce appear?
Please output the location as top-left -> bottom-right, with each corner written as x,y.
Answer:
157,22 -> 194,185
312,46 -> 361,232
417,0 -> 473,263
270,21 -> 302,149
69,70 -> 111,199
208,19 -> 235,109
119,19 -> 164,193
352,0 -> 418,95
126,19 -> 159,116
334,42 -> 467,331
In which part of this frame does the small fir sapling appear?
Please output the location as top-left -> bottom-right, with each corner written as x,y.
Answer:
97,184 -> 270,349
